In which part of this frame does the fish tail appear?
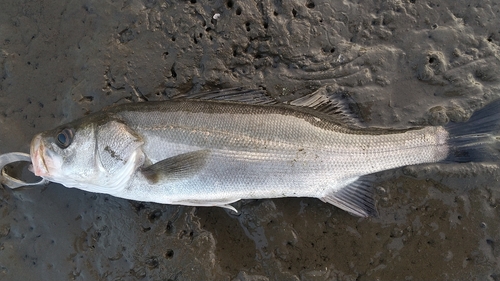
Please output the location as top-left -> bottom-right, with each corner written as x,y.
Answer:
445,99 -> 500,163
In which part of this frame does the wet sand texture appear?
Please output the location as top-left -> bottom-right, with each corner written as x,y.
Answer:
1,0 -> 500,280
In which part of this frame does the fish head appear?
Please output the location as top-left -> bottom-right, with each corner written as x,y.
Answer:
30,115 -> 145,194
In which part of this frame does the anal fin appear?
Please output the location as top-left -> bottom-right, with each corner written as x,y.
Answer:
322,175 -> 378,217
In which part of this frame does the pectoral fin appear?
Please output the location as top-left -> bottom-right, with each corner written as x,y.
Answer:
322,175 -> 378,217
141,150 -> 209,183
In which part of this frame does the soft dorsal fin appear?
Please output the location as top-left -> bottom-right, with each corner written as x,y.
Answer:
288,87 -> 360,126
321,174 -> 378,217
141,150 -> 209,183
172,87 -> 278,105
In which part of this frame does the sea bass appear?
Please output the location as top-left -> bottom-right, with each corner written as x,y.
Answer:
28,88 -> 500,217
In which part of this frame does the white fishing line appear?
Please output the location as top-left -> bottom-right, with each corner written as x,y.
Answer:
0,152 -> 48,188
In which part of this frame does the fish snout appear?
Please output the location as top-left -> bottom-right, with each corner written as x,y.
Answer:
30,134 -> 49,177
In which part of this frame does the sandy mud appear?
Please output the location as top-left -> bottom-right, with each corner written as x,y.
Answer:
1,0 -> 500,280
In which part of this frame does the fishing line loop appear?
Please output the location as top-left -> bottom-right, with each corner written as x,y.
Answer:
0,152 -> 48,188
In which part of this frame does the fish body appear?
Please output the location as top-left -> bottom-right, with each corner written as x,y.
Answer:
29,89 -> 500,216
114,101 -> 448,205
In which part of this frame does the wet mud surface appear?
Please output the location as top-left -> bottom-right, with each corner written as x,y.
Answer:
1,0 -> 500,280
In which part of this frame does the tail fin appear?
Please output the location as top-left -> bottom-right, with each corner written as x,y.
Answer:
445,99 -> 500,163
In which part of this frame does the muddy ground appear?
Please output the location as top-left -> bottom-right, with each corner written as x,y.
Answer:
1,0 -> 500,280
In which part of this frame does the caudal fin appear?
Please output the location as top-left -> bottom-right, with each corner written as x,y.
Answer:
445,99 -> 500,163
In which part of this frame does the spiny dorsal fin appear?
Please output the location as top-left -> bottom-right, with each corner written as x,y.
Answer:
173,87 -> 360,125
173,87 -> 278,105
141,150 -> 209,184
288,87 -> 360,126
322,174 -> 378,217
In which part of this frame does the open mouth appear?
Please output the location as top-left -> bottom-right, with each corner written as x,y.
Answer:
30,134 -> 49,177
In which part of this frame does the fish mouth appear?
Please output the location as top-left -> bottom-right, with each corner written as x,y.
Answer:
30,134 -> 49,177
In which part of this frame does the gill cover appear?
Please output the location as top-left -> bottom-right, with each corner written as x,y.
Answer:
96,120 -> 144,174
64,119 -> 146,194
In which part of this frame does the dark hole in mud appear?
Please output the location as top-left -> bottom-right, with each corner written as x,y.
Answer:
171,64 -> 177,78
165,221 -> 174,234
165,249 -> 174,259
306,1 -> 315,8
80,96 -> 93,102
133,202 -> 146,213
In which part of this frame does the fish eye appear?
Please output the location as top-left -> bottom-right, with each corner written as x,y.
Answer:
55,128 -> 74,149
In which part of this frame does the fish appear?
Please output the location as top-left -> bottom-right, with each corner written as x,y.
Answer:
28,88 -> 500,217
